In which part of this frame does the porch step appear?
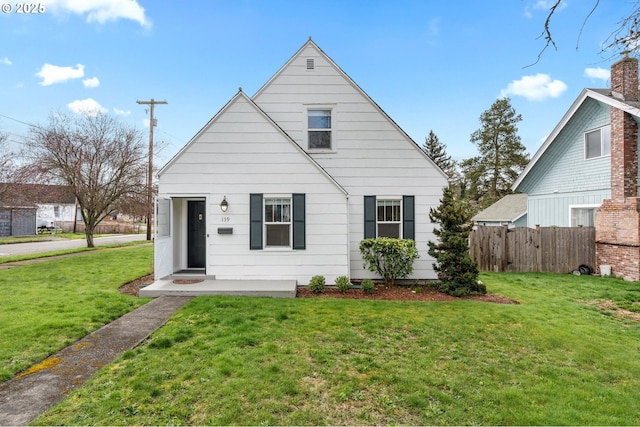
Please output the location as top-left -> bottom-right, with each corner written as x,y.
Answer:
139,279 -> 297,299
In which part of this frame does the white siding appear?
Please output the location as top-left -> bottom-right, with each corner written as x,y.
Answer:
159,93 -> 349,285
253,42 -> 448,280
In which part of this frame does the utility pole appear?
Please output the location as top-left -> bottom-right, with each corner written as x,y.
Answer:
136,98 -> 167,241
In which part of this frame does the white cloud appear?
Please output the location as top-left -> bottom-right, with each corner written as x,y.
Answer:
36,63 -> 84,86
44,0 -> 151,28
114,108 -> 131,116
501,73 -> 568,101
1,57 -> 11,65
67,98 -> 107,116
584,67 -> 610,82
533,0 -> 567,10
82,77 -> 100,88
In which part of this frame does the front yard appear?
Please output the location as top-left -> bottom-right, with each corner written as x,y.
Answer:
2,248 -> 640,424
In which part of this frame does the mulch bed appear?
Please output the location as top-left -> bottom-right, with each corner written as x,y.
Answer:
119,274 -> 518,304
296,284 -> 519,304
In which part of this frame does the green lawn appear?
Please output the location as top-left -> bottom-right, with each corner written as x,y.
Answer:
0,245 -> 153,381
32,271 -> 640,425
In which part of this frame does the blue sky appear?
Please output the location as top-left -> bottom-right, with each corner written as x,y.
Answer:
0,0 -> 634,165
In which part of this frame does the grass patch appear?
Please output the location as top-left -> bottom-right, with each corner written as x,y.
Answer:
0,240 -> 150,264
34,272 -> 640,425
0,245 -> 153,381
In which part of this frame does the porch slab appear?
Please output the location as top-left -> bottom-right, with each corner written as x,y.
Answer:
139,278 -> 297,299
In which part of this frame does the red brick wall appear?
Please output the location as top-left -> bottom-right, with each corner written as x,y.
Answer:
596,243 -> 640,281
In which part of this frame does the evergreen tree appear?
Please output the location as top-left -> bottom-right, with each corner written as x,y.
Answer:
461,97 -> 529,209
428,186 -> 484,297
422,130 -> 456,178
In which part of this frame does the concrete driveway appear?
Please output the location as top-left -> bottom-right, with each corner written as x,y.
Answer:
0,234 -> 149,256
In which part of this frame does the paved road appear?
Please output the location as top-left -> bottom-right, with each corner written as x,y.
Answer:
0,234 -> 149,256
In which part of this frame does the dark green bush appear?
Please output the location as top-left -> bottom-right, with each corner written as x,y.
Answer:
361,278 -> 375,294
359,238 -> 419,285
335,275 -> 350,293
428,186 -> 484,296
308,275 -> 326,294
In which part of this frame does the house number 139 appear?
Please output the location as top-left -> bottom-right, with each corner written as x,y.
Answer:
221,216 -> 230,223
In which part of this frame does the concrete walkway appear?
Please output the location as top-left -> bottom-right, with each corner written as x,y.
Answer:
140,277 -> 297,298
0,296 -> 193,426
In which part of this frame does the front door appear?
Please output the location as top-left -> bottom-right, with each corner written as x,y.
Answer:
187,200 -> 206,269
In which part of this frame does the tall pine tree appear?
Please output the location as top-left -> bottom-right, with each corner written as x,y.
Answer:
461,97 -> 529,209
422,130 -> 456,178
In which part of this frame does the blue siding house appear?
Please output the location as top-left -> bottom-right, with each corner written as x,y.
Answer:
513,55 -> 640,281
512,89 -> 616,227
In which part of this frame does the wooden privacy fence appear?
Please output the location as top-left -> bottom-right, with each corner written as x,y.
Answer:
469,225 -> 595,273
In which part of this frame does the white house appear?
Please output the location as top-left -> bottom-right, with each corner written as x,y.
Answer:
153,38 -> 448,286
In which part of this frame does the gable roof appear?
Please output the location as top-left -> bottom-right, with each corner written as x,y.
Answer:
513,88 -> 640,190
252,38 -> 449,181
0,183 -> 75,207
472,193 -> 528,223
158,89 -> 347,195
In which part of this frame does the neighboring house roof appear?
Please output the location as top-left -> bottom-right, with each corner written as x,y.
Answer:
472,193 -> 528,223
513,88 -> 640,191
0,183 -> 75,207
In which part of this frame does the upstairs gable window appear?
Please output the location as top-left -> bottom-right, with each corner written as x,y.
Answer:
585,125 -> 611,159
308,109 -> 331,150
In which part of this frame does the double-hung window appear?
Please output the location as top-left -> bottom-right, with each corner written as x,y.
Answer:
364,195 -> 415,240
250,194 -> 306,250
264,198 -> 291,247
308,109 -> 331,150
585,125 -> 611,159
377,199 -> 402,238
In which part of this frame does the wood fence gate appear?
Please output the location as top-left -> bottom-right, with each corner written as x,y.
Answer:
469,225 -> 595,273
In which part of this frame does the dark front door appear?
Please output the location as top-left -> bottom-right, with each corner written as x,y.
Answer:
187,200 -> 206,269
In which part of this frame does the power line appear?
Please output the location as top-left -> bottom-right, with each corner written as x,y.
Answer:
0,113 -> 43,130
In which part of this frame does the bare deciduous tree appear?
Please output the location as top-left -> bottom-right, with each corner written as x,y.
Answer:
25,112 -> 147,247
532,0 -> 640,66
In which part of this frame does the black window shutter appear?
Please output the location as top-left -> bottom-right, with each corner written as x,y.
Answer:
364,195 -> 376,238
249,193 -> 263,249
403,195 -> 415,240
292,193 -> 305,250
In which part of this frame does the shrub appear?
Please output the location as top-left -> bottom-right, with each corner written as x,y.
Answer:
335,275 -> 350,293
308,275 -> 326,294
359,238 -> 419,285
361,278 -> 375,294
428,186 -> 484,296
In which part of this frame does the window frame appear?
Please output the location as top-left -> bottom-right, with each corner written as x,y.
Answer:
263,195 -> 292,249
584,125 -> 611,160
569,204 -> 600,227
376,198 -> 402,238
306,107 -> 334,151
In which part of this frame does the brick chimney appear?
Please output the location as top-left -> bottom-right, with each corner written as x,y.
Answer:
610,55 -> 639,202
595,54 -> 640,280
611,54 -> 638,102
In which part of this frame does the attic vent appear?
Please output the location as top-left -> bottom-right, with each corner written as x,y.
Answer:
306,58 -> 314,70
